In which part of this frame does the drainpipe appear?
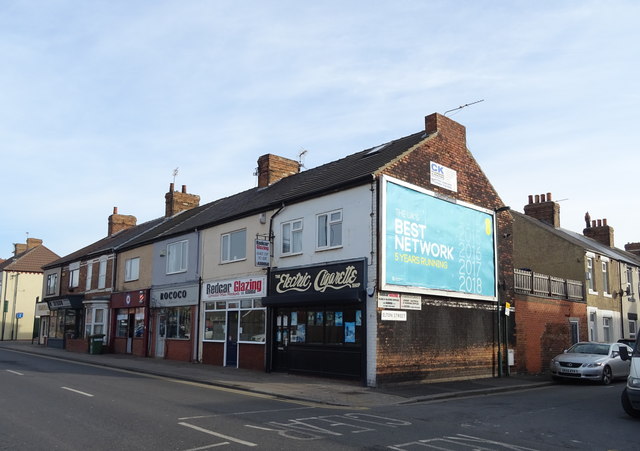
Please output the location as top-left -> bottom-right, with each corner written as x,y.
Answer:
265,203 -> 285,373
10,273 -> 19,340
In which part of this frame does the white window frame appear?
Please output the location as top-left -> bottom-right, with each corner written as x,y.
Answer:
85,261 -> 93,291
221,229 -> 247,263
629,320 -> 637,339
602,260 -> 610,296
68,262 -> 80,288
603,316 -> 612,342
125,257 -> 140,282
46,273 -> 58,295
316,209 -> 343,250
167,240 -> 188,274
85,305 -> 107,339
586,255 -> 596,293
282,219 -> 303,255
98,257 -> 107,289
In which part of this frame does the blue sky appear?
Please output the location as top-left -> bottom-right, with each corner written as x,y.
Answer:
2,1 -> 639,259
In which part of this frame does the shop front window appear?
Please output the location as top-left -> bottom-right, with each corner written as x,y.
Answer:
204,310 -> 226,341
203,300 -> 265,343
166,306 -> 191,339
240,310 -> 266,342
284,307 -> 362,346
64,310 -> 79,339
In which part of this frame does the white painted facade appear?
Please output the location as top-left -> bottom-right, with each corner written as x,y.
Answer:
269,182 -> 380,385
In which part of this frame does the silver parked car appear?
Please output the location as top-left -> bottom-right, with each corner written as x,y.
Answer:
550,342 -> 633,385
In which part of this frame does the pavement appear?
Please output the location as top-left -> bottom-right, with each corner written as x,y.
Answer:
0,341 -> 552,408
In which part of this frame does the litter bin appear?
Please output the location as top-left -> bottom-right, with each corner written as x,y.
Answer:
89,334 -> 105,355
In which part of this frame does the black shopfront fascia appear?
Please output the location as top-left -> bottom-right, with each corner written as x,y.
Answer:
45,295 -> 85,349
263,259 -> 367,382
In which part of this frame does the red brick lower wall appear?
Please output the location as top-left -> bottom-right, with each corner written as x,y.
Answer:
239,343 -> 265,371
166,339 -> 193,362
111,337 -> 147,356
66,338 -> 88,353
202,342 -> 224,365
514,294 -> 587,374
376,298 -> 497,384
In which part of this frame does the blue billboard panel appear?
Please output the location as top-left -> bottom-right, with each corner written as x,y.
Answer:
383,179 -> 496,299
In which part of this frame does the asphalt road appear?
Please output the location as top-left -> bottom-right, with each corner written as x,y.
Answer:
1,349 -> 638,450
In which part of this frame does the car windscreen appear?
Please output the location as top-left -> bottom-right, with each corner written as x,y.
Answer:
569,343 -> 609,355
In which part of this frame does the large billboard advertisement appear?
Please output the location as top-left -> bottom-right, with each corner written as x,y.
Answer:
381,176 -> 497,301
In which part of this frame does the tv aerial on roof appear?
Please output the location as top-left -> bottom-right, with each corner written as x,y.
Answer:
444,99 -> 484,116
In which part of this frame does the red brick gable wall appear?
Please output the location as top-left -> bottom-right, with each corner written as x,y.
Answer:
375,113 -> 514,383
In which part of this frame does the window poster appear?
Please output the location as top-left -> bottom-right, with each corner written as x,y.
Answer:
296,324 -> 306,342
291,312 -> 298,326
345,322 -> 356,343
308,311 -> 315,325
335,311 -> 343,326
326,311 -> 335,326
316,311 -> 324,325
356,310 -> 362,326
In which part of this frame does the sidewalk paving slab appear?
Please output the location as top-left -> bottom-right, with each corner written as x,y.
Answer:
0,341 -> 552,408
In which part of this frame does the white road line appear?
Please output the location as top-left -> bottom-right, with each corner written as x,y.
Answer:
61,386 -> 94,397
6,369 -> 24,375
183,442 -> 230,450
178,422 -> 257,447
178,405 -> 313,420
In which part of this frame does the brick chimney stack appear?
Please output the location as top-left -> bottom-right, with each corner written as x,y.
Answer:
584,217 -> 615,247
108,207 -> 137,236
165,183 -> 200,217
523,192 -> 560,227
425,113 -> 467,147
13,237 -> 43,256
625,242 -> 640,257
257,154 -> 300,188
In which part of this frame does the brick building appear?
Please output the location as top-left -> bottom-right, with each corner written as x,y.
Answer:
512,193 -> 640,374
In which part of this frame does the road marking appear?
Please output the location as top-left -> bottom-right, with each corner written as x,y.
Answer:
61,386 -> 94,397
183,442 -> 230,450
179,406 -> 313,420
6,369 -> 24,375
179,422 -> 257,447
2,347 -> 360,410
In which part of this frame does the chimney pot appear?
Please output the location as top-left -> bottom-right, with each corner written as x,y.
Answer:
113,207 -> 118,214
597,219 -> 602,227
169,182 -> 175,192
182,185 -> 187,193
541,193 -> 546,202
535,194 -> 540,203
528,195 -> 533,204
547,192 -> 552,201
603,218 -> 608,226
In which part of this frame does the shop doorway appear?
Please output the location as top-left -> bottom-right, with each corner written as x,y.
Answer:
126,312 -> 135,353
274,310 -> 290,371
155,312 -> 167,358
225,311 -> 238,367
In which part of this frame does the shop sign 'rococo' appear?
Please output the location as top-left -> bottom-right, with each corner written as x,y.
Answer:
270,260 -> 364,295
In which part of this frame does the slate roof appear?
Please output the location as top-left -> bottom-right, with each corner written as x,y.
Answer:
0,245 -> 60,273
121,130 -> 430,250
513,211 -> 640,266
43,216 -> 168,269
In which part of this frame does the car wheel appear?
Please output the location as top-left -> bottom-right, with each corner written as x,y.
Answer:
622,388 -> 640,418
601,366 -> 612,385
